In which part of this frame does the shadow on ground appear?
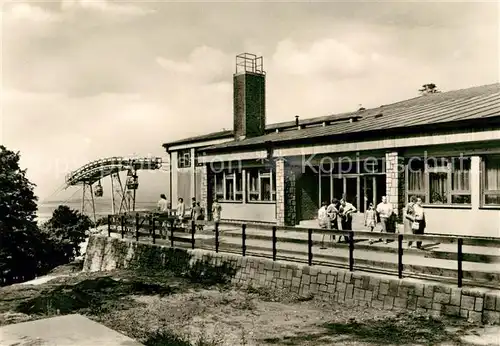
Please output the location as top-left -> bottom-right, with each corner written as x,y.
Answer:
262,313 -> 477,345
11,258 -> 237,317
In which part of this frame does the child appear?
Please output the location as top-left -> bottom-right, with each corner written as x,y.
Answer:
365,203 -> 377,231
365,203 -> 377,244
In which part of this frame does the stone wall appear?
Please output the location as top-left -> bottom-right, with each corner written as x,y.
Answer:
385,151 -> 405,222
200,165 -> 208,218
284,165 -> 297,226
275,158 -> 285,226
85,235 -> 500,325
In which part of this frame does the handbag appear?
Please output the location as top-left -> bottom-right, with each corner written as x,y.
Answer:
411,221 -> 420,231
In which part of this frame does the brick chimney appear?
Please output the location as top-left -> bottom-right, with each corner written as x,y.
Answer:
233,53 -> 266,140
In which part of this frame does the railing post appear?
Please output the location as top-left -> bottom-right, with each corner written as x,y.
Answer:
458,238 -> 463,288
308,229 -> 313,266
242,224 -> 247,256
349,231 -> 354,272
107,215 -> 111,237
170,219 -> 174,247
135,214 -> 139,242
191,220 -> 195,249
398,234 -> 403,279
272,226 -> 277,261
215,222 -> 219,253
121,215 -> 125,239
151,215 -> 156,244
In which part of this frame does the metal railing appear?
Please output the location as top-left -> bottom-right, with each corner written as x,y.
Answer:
105,213 -> 500,289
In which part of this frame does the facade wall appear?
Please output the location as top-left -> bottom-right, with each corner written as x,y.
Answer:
284,165 -> 298,226
218,202 -> 276,223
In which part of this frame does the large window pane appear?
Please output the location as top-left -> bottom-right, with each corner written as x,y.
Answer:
452,158 -> 470,192
408,158 -> 425,192
429,172 -> 448,204
225,177 -> 234,200
485,157 -> 500,191
214,174 -> 223,200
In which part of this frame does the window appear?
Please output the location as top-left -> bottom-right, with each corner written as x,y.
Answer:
407,158 -> 426,203
405,156 -> 471,205
178,150 -> 191,168
483,156 -> 500,205
247,169 -> 276,202
213,171 -> 243,202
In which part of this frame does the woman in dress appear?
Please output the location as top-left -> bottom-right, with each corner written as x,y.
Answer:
404,195 -> 417,248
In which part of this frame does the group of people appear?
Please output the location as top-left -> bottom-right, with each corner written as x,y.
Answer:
318,195 -> 426,248
317,198 -> 357,243
156,194 -> 223,233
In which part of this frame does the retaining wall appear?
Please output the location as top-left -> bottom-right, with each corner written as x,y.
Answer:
84,235 -> 500,325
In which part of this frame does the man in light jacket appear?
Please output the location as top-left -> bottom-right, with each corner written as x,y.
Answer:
376,196 -> 393,243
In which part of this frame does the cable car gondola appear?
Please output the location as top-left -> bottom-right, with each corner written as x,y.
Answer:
94,181 -> 103,197
126,171 -> 138,190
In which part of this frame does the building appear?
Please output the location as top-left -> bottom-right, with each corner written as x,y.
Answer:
163,53 -> 500,237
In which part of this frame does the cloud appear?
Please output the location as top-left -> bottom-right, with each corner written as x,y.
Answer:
272,38 -> 371,79
60,0 -> 155,17
156,46 -> 233,85
4,3 -> 60,23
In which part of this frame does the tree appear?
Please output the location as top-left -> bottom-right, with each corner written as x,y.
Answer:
39,205 -> 93,269
0,145 -> 40,284
419,83 -> 440,95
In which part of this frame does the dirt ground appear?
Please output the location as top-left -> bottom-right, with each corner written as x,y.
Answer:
0,263 -> 495,346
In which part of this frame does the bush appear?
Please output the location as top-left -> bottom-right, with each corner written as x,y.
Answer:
38,205 -> 93,271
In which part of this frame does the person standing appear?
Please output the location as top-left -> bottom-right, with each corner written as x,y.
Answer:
190,197 -> 197,219
376,196 -> 393,243
412,197 -> 426,249
326,199 -> 339,242
176,197 -> 186,230
212,198 -> 222,224
404,196 -> 417,248
318,201 -> 329,248
157,194 -> 169,237
339,199 -> 356,243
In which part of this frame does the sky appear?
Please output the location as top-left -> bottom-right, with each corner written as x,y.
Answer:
1,0 -> 499,203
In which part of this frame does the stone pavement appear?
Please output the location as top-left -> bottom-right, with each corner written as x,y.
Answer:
0,314 -> 143,346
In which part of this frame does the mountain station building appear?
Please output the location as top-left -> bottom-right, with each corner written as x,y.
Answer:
163,53 -> 500,238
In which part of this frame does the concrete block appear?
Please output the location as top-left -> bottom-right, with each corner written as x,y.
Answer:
365,291 -> 373,302
326,274 -> 335,284
468,311 -> 482,324
319,284 -> 328,292
273,262 -> 281,271
432,303 -> 442,311
434,285 -> 451,294
369,277 -> 381,289
434,292 -> 451,304
302,275 -> 311,285
337,282 -> 347,293
414,283 -> 424,297
450,289 -> 461,306
483,311 -> 500,325
424,285 -> 434,298
354,279 -> 363,288
398,287 -> 409,298
346,284 -> 354,299
394,297 -> 407,309
310,283 -> 319,293
444,305 -> 460,316
460,309 -> 469,318
372,300 -> 384,309
417,297 -> 432,309
353,288 -> 365,300
379,283 -> 389,295
485,294 -> 496,310
384,296 -> 395,310
344,272 -> 352,284
317,273 -> 327,285
461,296 -> 475,311
310,275 -> 317,284
474,298 -> 484,312
388,281 -> 399,296
291,277 -> 301,287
